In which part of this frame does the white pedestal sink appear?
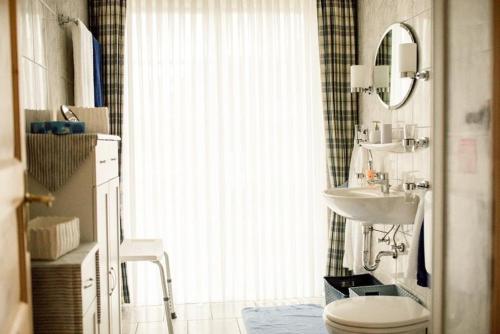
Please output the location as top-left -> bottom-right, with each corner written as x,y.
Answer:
323,187 -> 419,225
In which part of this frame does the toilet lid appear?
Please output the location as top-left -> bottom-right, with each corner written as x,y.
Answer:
324,296 -> 430,329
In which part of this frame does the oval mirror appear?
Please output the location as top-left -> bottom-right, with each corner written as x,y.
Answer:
374,23 -> 416,110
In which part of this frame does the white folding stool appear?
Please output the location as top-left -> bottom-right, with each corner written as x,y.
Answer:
120,239 -> 176,333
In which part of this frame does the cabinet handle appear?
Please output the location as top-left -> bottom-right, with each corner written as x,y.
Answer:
83,278 -> 94,289
108,269 -> 115,296
108,267 -> 117,296
110,158 -> 117,161
99,160 -> 107,164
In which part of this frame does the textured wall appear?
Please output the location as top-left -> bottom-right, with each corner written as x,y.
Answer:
444,0 -> 492,332
19,0 -> 88,116
357,0 -> 432,305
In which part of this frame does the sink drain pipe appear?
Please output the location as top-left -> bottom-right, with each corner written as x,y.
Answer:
362,225 -> 398,272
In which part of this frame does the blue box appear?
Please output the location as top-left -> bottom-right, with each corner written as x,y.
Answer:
31,121 -> 85,134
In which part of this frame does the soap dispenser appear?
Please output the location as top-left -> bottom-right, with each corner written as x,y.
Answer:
369,121 -> 381,144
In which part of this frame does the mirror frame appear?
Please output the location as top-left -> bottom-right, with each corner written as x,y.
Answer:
373,22 -> 417,110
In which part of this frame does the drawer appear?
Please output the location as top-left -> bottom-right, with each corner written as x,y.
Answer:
95,140 -> 119,185
82,251 -> 98,314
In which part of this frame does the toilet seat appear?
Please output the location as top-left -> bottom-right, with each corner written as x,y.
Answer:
324,316 -> 428,334
323,296 -> 430,333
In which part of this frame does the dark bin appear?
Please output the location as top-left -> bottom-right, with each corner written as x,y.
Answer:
324,274 -> 382,304
349,284 -> 422,304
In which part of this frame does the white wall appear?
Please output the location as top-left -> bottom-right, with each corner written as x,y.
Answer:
18,0 -> 88,115
357,0 -> 432,305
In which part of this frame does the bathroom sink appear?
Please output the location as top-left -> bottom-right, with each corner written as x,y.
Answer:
323,187 -> 419,225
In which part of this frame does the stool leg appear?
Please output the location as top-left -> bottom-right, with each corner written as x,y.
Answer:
163,251 -> 176,318
154,261 -> 174,334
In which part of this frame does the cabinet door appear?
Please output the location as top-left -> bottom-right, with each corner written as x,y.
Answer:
83,299 -> 99,334
95,184 -> 110,334
107,177 -> 121,334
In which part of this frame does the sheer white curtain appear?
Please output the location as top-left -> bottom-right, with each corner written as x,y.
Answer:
124,0 -> 327,304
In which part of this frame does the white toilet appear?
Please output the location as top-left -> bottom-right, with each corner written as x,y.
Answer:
323,296 -> 430,334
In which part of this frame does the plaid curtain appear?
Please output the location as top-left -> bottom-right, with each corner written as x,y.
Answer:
316,0 -> 359,276
375,30 -> 392,104
88,0 -> 130,303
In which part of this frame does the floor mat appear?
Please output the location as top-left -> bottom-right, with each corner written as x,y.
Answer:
241,304 -> 328,334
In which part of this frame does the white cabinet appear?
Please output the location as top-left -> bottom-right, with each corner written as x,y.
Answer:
29,135 -> 122,334
96,177 -> 121,334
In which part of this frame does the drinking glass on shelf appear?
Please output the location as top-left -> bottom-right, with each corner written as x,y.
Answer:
404,123 -> 417,139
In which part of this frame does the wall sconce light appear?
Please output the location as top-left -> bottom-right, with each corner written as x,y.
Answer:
399,43 -> 430,80
373,65 -> 390,93
350,65 -> 373,94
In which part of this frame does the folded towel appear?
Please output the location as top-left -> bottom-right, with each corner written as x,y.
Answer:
424,191 -> 433,274
342,143 -> 368,274
92,37 -> 104,107
405,190 -> 431,281
417,222 -> 430,287
72,20 -> 94,107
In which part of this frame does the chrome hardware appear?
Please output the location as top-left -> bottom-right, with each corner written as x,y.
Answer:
404,180 -> 430,191
392,243 -> 406,253
403,182 -> 416,191
351,86 -> 374,95
83,278 -> 94,289
402,137 -> 429,152
25,193 -> 55,207
367,172 -> 391,194
417,180 -> 431,189
108,268 -> 117,296
401,70 -> 430,81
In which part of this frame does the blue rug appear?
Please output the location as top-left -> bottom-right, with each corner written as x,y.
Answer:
241,304 -> 328,334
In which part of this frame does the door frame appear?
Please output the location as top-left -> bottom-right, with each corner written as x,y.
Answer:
492,0 -> 500,330
431,0 -> 446,332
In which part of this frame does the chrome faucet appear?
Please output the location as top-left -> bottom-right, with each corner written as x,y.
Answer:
368,172 -> 391,194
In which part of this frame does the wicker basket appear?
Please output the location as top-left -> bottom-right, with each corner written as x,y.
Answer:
28,216 -> 80,260
324,274 -> 382,304
349,284 -> 422,304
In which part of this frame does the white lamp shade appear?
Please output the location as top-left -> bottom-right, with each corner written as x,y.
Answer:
399,43 -> 417,73
350,65 -> 370,89
373,65 -> 390,88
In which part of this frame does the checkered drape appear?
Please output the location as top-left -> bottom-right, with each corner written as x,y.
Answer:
316,0 -> 359,276
375,30 -> 392,103
88,0 -> 130,303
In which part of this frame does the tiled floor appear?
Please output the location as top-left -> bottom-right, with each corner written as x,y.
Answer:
122,298 -> 325,334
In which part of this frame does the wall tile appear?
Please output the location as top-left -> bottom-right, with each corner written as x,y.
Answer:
18,0 -> 87,114
358,0 -> 432,303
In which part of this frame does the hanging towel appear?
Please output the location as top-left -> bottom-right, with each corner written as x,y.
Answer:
417,222 -> 431,287
405,190 -> 432,282
72,20 -> 94,107
92,37 -> 104,107
342,143 -> 369,274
